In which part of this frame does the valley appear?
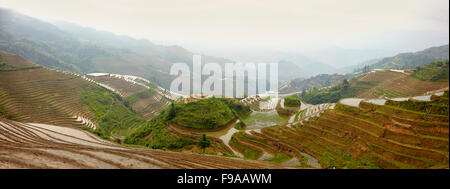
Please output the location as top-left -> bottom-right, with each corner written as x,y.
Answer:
0,7 -> 448,170
1,43 -> 449,169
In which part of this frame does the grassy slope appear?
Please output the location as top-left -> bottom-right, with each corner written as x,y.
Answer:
295,79 -> 352,105
81,84 -> 148,139
123,105 -> 194,149
124,98 -> 251,149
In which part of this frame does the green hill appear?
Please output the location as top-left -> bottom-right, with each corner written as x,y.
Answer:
411,61 -> 449,82
171,98 -> 236,130
295,61 -> 449,104
232,91 -> 449,168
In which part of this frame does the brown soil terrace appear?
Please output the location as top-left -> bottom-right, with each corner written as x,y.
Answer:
0,118 -> 286,169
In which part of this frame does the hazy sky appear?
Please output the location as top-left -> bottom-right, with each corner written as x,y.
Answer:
1,0 -> 448,55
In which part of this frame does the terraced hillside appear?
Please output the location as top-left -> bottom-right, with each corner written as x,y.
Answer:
124,97 -> 253,156
231,91 -> 449,168
0,118 -> 282,168
0,52 -> 244,157
296,66 -> 449,104
85,74 -> 173,120
0,51 -> 96,128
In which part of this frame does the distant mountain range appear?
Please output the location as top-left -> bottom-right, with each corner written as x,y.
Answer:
293,61 -> 449,105
279,74 -> 347,94
0,8 -> 229,88
0,8 -> 342,89
1,8 -> 448,92
356,45 -> 449,71
277,60 -> 338,82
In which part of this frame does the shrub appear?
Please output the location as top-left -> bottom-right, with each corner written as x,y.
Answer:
81,84 -> 147,138
234,121 -> 246,130
284,96 -> 301,107
199,134 -> 211,153
171,98 -> 236,129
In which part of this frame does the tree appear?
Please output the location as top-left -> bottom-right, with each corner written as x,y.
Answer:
362,65 -> 371,73
342,79 -> 349,90
166,103 -> 176,121
199,134 -> 211,153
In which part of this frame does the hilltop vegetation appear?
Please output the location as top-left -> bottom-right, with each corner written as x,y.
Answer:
169,98 -> 250,130
284,96 -> 301,107
296,79 -> 353,104
81,84 -> 148,139
386,98 -> 449,116
411,61 -> 449,82
123,105 -> 194,149
170,98 -> 236,129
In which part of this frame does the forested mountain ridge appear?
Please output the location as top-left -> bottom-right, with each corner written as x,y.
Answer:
358,45 -> 449,71
0,8 -> 230,88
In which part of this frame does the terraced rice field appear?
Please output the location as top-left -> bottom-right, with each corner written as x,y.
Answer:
353,70 -> 449,98
85,74 -> 172,120
85,74 -> 148,97
0,54 -> 96,128
0,118 -> 283,169
230,91 -> 449,168
240,95 -> 280,112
